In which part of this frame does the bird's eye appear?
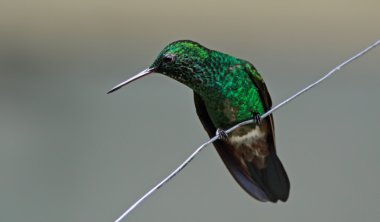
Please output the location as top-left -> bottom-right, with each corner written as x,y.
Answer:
162,54 -> 176,64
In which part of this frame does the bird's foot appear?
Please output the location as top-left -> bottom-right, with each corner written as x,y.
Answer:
251,111 -> 262,125
216,128 -> 228,141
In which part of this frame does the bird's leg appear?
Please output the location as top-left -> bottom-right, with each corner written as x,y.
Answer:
251,111 -> 262,125
216,128 -> 229,141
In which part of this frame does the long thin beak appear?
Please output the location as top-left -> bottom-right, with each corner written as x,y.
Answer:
107,67 -> 155,94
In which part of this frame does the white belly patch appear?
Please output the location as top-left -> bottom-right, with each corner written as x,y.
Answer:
229,126 -> 268,167
229,126 -> 264,146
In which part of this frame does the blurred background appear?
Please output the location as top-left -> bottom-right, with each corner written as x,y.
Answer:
0,0 -> 379,221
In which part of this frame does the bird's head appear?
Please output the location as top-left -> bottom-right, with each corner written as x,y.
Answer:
107,40 -> 212,94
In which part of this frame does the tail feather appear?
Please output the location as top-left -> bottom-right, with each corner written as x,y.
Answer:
247,153 -> 290,202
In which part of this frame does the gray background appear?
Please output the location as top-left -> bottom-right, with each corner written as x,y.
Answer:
0,0 -> 379,221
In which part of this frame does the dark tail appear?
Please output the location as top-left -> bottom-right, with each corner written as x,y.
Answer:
247,153 -> 290,202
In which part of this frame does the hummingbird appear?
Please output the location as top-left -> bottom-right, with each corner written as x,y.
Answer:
108,40 -> 290,202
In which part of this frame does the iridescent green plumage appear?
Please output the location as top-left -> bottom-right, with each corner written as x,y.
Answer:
153,40 -> 265,128
110,40 -> 290,202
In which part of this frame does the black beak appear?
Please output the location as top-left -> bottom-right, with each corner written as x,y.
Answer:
107,67 -> 156,94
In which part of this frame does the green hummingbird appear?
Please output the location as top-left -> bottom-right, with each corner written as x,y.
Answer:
108,40 -> 290,202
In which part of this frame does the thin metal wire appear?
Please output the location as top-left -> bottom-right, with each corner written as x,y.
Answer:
114,40 -> 380,222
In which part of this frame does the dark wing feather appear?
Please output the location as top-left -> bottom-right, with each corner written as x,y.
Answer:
194,93 -> 270,201
193,65 -> 290,202
247,68 -> 276,139
246,67 -> 290,201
